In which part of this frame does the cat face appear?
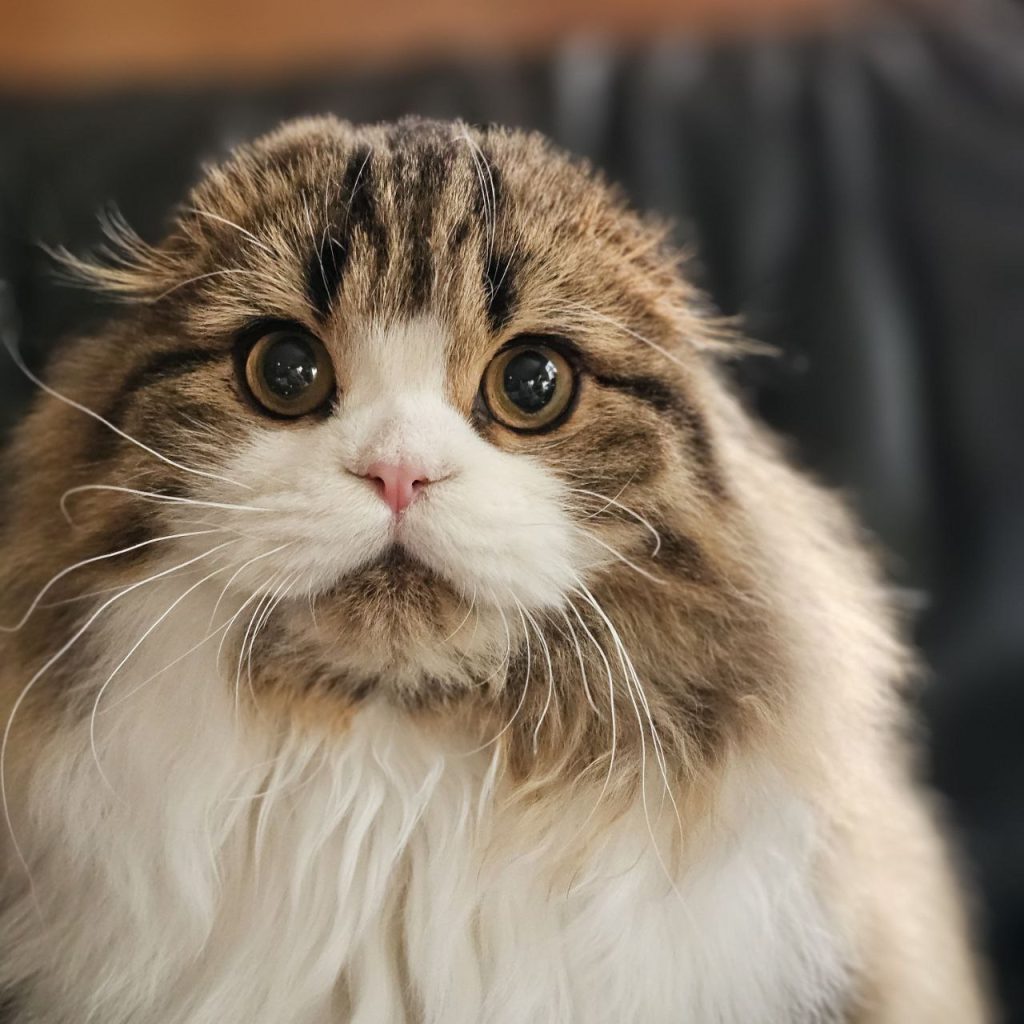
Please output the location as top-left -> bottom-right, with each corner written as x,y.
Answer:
22,117 -> 753,743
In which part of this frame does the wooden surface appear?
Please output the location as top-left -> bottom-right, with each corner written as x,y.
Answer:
1,0 -> 875,92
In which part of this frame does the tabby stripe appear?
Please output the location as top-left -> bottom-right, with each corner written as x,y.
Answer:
484,250 -> 520,333
342,146 -> 387,278
307,233 -> 347,321
592,372 -> 725,497
118,346 -> 228,398
69,516 -> 161,595
649,524 -> 713,583
403,143 -> 452,313
468,158 -> 518,332
89,347 -> 228,461
305,145 -> 386,319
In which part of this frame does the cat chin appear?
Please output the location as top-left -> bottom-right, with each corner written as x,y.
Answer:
243,546 -> 510,712
328,545 -> 463,610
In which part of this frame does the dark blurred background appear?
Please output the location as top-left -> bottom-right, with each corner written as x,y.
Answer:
1,0 -> 1022,1016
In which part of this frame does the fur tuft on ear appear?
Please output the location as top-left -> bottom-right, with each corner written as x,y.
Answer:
45,207 -> 183,302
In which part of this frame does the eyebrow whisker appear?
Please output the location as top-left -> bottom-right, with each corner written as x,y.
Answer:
184,207 -> 277,257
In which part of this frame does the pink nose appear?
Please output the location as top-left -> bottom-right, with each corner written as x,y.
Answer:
363,460 -> 432,515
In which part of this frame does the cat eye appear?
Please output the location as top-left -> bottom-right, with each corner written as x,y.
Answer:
482,341 -> 576,432
243,329 -> 336,417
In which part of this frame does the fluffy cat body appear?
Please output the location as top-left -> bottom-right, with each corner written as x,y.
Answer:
4,590 -> 843,1024
0,117 -> 987,1022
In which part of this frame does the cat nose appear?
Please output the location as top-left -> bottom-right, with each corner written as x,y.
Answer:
363,460 -> 433,515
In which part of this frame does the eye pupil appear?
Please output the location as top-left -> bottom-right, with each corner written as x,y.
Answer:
262,336 -> 318,399
503,351 -> 557,413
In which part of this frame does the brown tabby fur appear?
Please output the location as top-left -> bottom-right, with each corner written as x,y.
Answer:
0,116 -> 989,1020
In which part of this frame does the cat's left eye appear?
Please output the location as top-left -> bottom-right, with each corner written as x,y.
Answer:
243,329 -> 336,418
482,341 -> 576,432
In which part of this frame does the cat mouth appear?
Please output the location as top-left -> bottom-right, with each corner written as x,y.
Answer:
311,546 -> 467,652
343,544 -> 451,594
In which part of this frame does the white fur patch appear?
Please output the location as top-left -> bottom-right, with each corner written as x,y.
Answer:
188,316 -> 591,612
0,580 -> 848,1024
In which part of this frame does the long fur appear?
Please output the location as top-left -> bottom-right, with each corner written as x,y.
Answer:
0,116 -> 989,1022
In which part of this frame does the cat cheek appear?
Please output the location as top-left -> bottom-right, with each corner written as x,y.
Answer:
402,470 -> 581,609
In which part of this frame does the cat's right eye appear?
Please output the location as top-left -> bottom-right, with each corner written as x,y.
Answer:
481,341 -> 577,432
243,329 -> 336,418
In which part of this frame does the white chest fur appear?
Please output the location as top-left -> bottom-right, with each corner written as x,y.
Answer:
1,592 -> 848,1024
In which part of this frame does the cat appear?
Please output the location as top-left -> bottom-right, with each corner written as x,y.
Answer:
0,116 -> 989,1023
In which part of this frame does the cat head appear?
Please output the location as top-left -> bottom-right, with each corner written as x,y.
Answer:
9,117 -> 778,779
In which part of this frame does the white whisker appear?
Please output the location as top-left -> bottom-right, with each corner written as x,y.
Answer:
59,484 -> 274,522
0,294 -> 252,492
562,300 -> 687,371
570,487 -> 662,556
521,606 -> 554,752
0,528 -> 222,633
465,594 -> 531,755
565,597 -> 618,826
208,543 -> 294,628
556,606 -> 599,716
572,580 -> 687,901
245,570 -> 301,707
586,533 -> 666,585
441,587 -> 477,646
184,207 -> 276,256
152,267 -> 265,302
88,545 -> 241,791
0,540 -> 238,899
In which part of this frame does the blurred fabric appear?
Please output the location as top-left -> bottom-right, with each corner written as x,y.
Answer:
1,5 -> 1022,1017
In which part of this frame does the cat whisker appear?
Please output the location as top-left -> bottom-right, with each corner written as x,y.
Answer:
0,291 -> 252,492
100,580 -> 271,715
234,573 -> 282,716
0,528 -> 223,633
565,477 -> 634,518
303,196 -> 332,311
441,587 -> 478,645
173,411 -> 244,449
345,146 -> 374,217
215,576 -> 282,677
59,484 -> 275,523
569,487 -> 662,557
585,534 -> 666,586
35,548 -> 233,609
208,543 -> 295,628
556,606 -> 599,716
235,566 -> 301,716
245,570 -> 302,710
572,580 -> 687,902
88,544 -> 242,792
564,597 -> 618,829
0,539 -> 239,901
307,584 -> 320,630
560,300 -> 688,371
469,589 -> 512,693
489,216 -> 527,305
184,207 -> 277,257
459,125 -> 501,273
521,605 -> 554,753
152,267 -> 266,302
463,587 -> 484,653
464,594 -> 532,755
